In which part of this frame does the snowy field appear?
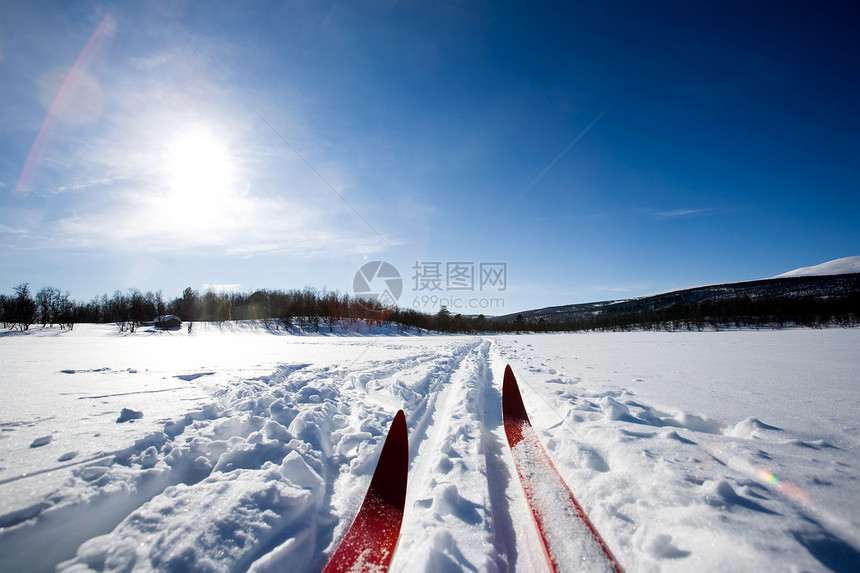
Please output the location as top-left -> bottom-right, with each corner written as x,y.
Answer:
1,324 -> 858,572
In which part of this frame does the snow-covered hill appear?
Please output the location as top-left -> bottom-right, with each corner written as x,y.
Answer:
496,271 -> 860,329
774,255 -> 860,278
1,324 -> 859,571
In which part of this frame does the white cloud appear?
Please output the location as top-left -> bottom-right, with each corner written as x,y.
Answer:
202,284 -> 242,293
47,183 -> 387,258
9,39 -> 394,259
598,286 -> 636,293
0,223 -> 28,235
656,208 -> 711,218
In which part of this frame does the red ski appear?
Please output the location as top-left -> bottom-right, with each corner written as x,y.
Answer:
503,366 -> 624,573
323,409 -> 408,573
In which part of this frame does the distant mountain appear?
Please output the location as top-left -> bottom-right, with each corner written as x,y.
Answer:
495,268 -> 860,330
774,256 -> 860,278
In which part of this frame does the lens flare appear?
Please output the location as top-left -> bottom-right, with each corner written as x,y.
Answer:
756,468 -> 813,504
16,13 -> 115,193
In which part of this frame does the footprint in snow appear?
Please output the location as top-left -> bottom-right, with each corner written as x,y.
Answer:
174,372 -> 215,382
706,480 -> 780,515
660,430 -> 697,445
30,435 -> 53,448
643,533 -> 690,559
116,408 -> 143,423
723,417 -> 783,438
431,483 -> 482,525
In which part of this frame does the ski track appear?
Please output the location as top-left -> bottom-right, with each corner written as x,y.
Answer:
389,339 -> 504,572
1,327 -> 859,572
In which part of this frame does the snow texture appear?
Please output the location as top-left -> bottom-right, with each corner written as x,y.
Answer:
1,323 -> 859,572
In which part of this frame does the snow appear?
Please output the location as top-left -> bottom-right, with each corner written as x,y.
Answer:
774,255 -> 860,277
1,324 -> 859,572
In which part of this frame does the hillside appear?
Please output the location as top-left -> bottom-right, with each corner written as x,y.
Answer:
496,273 -> 860,330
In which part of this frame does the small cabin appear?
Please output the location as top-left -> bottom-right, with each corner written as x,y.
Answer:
153,315 -> 182,330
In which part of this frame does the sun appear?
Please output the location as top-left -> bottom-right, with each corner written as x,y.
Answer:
163,127 -> 236,206
150,125 -> 245,239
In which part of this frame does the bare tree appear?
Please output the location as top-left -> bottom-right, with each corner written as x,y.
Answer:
36,286 -> 61,327
155,290 -> 166,317
128,289 -> 148,333
0,294 -> 8,328
108,290 -> 130,332
12,283 -> 37,331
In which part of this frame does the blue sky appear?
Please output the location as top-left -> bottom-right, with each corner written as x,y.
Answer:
2,1 -> 858,314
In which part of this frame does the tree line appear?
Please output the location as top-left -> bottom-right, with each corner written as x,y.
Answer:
3,279 -> 858,334
0,283 -> 514,334
0,284 -> 389,333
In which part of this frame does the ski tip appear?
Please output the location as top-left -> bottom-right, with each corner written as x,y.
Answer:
390,410 -> 408,509
368,409 -> 409,511
391,410 -> 407,450
502,365 -> 529,423
393,409 -> 406,428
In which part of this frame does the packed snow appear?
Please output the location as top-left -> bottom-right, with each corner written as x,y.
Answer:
1,323 -> 858,572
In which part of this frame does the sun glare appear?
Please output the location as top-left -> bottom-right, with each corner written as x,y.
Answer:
164,128 -> 234,199
157,126 -> 243,235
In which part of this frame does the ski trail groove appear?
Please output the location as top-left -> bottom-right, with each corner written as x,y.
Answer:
479,350 -> 519,571
315,340 -> 483,570
390,339 -> 507,572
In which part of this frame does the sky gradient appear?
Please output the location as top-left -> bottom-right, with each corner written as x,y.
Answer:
2,1 -> 858,314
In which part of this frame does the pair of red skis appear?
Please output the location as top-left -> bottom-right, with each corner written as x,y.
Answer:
323,365 -> 624,573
